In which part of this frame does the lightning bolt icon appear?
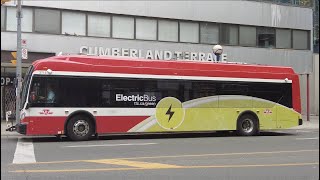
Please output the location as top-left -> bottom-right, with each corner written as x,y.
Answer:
166,104 -> 175,122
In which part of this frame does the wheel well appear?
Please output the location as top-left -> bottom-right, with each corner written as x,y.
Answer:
237,110 -> 260,129
64,111 -> 96,135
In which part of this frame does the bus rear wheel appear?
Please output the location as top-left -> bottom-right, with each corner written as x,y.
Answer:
66,115 -> 94,141
237,114 -> 259,136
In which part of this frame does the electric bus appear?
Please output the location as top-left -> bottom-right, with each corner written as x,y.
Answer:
9,55 -> 302,141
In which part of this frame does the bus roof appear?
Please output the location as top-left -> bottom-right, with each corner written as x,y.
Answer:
31,55 -> 297,80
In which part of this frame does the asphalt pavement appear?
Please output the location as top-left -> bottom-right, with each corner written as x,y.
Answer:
1,117 -> 319,180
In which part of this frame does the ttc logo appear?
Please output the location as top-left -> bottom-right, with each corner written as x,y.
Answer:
264,109 -> 272,114
39,109 -> 53,115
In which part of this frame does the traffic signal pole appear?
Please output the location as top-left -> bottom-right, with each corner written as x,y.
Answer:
15,0 -> 22,124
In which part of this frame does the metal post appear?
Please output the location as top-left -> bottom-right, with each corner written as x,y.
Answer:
307,73 -> 310,121
15,0 -> 22,124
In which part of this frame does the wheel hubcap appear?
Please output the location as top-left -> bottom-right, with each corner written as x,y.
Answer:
242,119 -> 254,133
73,120 -> 89,136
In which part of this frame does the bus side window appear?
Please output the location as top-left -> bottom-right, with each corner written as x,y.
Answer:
191,81 -> 217,99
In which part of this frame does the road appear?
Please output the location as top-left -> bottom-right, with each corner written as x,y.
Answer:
1,129 -> 319,180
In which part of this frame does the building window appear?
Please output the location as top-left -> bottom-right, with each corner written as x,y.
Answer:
7,7 -> 33,32
257,27 -> 275,48
1,6 -> 5,31
180,21 -> 199,43
62,11 -> 86,36
112,16 -> 134,39
88,14 -> 110,37
135,18 -> 157,40
276,29 -> 291,49
293,30 -> 309,50
35,9 -> 60,34
220,24 -> 238,45
200,22 -> 219,44
239,26 -> 256,47
158,20 -> 178,42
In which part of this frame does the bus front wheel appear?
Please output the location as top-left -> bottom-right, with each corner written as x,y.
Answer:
236,114 -> 259,136
66,115 -> 94,141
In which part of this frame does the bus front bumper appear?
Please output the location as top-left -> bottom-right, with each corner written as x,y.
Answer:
16,123 -> 27,135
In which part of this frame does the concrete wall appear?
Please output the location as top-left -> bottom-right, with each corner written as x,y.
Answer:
0,31 -> 314,74
16,1 -> 312,30
300,54 -> 319,115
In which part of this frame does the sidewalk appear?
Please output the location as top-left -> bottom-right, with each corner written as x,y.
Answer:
1,116 -> 318,136
290,115 -> 319,130
1,121 -> 20,136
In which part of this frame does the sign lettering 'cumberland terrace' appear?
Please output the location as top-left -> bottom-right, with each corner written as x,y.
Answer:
80,46 -> 227,62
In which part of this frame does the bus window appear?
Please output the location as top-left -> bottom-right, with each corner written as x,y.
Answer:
218,82 -> 249,96
191,81 -> 217,99
29,76 -> 58,107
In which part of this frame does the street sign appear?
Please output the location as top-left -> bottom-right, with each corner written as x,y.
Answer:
22,48 -> 28,59
21,39 -> 27,47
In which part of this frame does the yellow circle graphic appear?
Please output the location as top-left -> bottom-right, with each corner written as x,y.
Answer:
155,97 -> 185,130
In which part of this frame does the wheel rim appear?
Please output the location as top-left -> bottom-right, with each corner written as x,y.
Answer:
241,118 -> 254,133
73,120 -> 89,137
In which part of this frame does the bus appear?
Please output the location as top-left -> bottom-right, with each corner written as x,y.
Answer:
9,55 -> 302,141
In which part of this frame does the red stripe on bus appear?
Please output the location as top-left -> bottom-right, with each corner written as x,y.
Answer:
22,116 -> 147,135
22,117 -> 65,135
96,116 -> 148,133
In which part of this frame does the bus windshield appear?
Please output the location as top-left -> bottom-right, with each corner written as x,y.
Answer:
21,65 -> 34,110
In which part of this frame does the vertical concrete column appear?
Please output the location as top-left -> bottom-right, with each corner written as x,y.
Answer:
307,74 -> 310,121
314,55 -> 319,115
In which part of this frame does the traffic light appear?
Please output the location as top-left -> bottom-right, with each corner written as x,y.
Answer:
1,0 -> 11,5
11,52 -> 17,65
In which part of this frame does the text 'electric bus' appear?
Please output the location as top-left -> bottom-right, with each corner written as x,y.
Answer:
9,55 -> 302,141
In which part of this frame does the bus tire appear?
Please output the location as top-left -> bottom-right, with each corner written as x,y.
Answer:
66,115 -> 94,141
236,114 -> 259,136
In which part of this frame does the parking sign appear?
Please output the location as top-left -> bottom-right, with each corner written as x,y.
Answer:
22,48 -> 28,60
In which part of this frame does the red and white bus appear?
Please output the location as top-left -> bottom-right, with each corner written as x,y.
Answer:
11,55 -> 302,141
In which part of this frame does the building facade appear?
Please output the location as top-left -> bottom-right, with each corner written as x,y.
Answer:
1,0 -> 317,118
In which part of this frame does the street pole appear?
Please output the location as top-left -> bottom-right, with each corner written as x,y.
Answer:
15,0 -> 22,124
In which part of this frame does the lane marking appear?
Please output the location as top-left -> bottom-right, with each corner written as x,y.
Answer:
64,142 -> 158,148
11,149 -> 319,165
296,137 -> 319,140
12,138 -> 36,164
296,130 -> 311,133
85,159 -> 182,169
120,149 -> 320,160
10,162 -> 319,173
